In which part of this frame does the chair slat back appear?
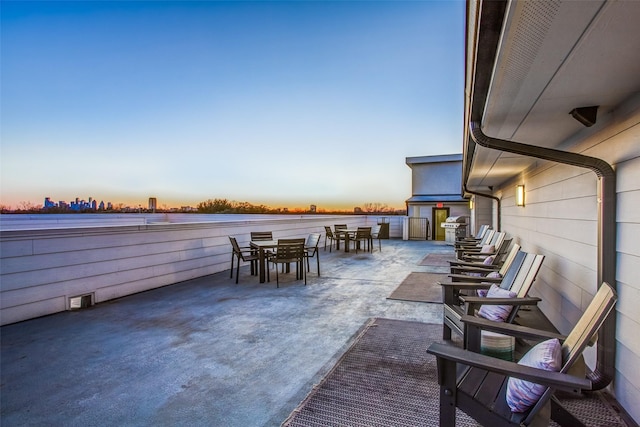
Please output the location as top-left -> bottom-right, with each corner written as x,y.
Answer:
356,227 -> 371,239
274,238 -> 305,261
229,236 -> 241,254
324,226 -> 334,237
251,231 -> 273,241
479,229 -> 496,246
371,224 -> 381,236
507,252 -> 535,295
334,224 -> 347,232
493,232 -> 507,251
476,224 -> 490,239
498,244 -> 521,276
515,254 -> 544,298
305,233 -> 321,251
497,250 -> 526,291
561,282 -> 617,371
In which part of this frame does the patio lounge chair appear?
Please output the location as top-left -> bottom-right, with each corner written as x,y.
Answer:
456,224 -> 490,244
427,281 -> 617,427
449,241 -> 518,276
457,231 -> 507,260
440,251 -> 545,346
455,228 -> 496,253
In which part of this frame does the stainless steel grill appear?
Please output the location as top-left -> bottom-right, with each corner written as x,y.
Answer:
441,216 -> 468,244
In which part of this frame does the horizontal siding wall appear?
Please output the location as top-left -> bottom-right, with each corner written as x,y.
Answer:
496,96 -> 640,422
1,215 -> 389,326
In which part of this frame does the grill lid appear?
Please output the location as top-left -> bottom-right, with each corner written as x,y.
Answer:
445,216 -> 467,223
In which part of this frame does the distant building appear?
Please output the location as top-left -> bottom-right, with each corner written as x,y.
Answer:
149,197 -> 157,212
44,197 -> 55,208
309,204 -> 316,213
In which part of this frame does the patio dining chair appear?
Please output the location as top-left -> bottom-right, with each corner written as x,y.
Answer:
427,281 -> 617,427
304,233 -> 321,276
369,224 -> 382,252
228,236 -> 259,284
323,226 -> 337,252
266,238 -> 306,287
351,227 -> 371,253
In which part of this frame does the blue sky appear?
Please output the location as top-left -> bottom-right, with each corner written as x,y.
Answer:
1,1 -> 465,211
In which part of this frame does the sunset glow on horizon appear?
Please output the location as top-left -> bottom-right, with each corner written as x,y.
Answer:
1,1 -> 465,211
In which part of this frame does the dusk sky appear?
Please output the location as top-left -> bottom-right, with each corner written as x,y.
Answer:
1,1 -> 465,211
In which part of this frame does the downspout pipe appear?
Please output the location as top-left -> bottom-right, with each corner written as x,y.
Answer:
463,184 -> 501,232
469,121 -> 617,390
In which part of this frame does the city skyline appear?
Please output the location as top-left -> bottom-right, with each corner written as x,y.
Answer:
1,1 -> 465,210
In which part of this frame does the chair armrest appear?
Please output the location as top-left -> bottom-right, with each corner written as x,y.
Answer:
460,314 -> 565,341
459,296 -> 541,306
427,343 -> 591,392
450,266 -> 499,275
449,261 -> 499,269
438,281 -> 493,290
448,274 -> 502,283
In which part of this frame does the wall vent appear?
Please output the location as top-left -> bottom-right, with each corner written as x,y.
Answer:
69,294 -> 93,310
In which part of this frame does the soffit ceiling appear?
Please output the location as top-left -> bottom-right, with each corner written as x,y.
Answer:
466,0 -> 640,191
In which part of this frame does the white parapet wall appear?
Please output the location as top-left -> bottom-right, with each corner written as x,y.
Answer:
0,214 -> 403,325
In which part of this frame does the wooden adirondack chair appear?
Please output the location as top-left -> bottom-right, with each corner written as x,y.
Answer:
457,231 -> 507,260
449,241 -> 518,275
455,228 -> 495,251
440,251 -> 545,345
427,282 -> 617,427
456,224 -> 491,244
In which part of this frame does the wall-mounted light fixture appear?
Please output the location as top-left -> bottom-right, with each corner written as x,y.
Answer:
469,197 -> 474,210
516,185 -> 525,207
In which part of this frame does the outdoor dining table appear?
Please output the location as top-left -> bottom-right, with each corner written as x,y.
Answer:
250,239 -> 278,283
335,229 -> 358,252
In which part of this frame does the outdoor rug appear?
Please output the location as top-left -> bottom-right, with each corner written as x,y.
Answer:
418,252 -> 457,266
387,272 -> 447,303
282,318 -> 629,427
282,318 -> 477,427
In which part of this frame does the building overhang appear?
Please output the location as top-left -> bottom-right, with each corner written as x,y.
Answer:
406,195 -> 467,204
464,0 -> 640,193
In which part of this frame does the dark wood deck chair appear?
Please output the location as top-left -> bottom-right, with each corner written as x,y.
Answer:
228,236 -> 259,284
427,282 -> 617,427
304,233 -> 321,276
323,226 -> 336,252
449,240 -> 516,275
440,251 -> 545,344
351,226 -> 371,253
266,238 -> 306,287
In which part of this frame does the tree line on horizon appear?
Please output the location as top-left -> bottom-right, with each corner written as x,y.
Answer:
1,198 -> 405,215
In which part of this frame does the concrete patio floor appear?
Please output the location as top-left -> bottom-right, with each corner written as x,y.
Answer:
1,239 -> 452,427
